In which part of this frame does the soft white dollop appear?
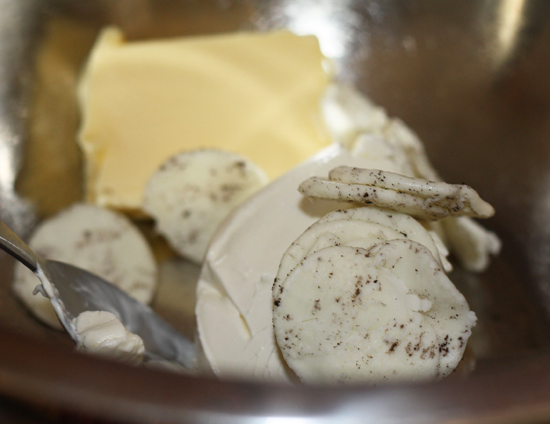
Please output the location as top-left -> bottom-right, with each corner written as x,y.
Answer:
73,311 -> 145,366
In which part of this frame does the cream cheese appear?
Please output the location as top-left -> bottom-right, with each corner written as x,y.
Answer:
195,144 -> 433,382
73,310 -> 145,365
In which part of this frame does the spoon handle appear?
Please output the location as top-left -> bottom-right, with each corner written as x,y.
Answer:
0,220 -> 39,272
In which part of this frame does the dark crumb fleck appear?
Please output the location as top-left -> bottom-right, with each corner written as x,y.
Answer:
313,299 -> 321,311
387,341 -> 400,354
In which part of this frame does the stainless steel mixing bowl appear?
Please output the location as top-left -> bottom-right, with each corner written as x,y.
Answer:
1,0 -> 550,422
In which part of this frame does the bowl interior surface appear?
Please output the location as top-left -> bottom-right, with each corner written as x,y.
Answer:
2,0 -> 550,422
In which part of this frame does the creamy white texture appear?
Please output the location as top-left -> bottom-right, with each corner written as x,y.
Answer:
12,204 -> 158,330
441,217 -> 502,272
322,84 -> 500,271
73,311 -> 145,365
273,241 -> 476,385
195,144 -> 447,382
33,266 -> 78,341
196,85 -> 497,383
298,168 -> 495,220
274,207 -> 449,297
143,150 -> 268,264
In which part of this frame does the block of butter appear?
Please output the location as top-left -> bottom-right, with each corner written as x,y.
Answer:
78,28 -> 332,214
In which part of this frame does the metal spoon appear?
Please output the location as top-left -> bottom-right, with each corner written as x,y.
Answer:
0,219 -> 196,369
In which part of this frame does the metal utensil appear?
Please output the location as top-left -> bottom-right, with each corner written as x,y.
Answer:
0,219 -> 196,369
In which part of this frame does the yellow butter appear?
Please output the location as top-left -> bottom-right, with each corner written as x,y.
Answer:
78,27 -> 332,214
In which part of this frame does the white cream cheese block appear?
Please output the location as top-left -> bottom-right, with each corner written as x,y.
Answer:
195,144 -> 449,382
